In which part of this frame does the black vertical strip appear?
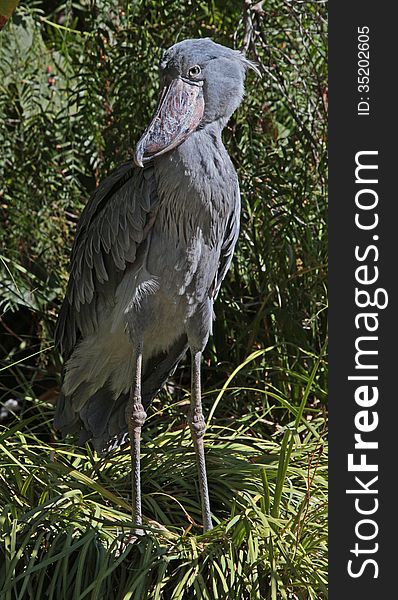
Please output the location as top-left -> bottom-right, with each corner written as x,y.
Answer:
329,1 -> 396,597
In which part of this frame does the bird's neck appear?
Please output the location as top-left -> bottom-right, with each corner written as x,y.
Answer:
160,121 -> 232,178
194,120 -> 228,148
154,120 -> 237,219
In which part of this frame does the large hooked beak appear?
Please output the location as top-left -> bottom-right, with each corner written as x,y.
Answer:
134,78 -> 205,167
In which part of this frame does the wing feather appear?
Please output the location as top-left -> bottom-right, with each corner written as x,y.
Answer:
55,161 -> 159,358
214,184 -> 241,298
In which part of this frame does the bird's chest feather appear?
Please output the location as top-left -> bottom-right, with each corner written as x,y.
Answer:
147,139 -> 237,298
118,134 -> 238,351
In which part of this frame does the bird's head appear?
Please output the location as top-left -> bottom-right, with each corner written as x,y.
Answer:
134,38 -> 258,167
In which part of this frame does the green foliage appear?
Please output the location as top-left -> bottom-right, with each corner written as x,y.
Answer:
0,378 -> 327,599
0,1 -> 327,598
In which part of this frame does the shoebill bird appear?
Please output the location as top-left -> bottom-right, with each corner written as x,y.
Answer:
54,38 -> 257,532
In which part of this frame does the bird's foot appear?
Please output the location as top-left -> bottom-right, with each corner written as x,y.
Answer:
128,527 -> 145,542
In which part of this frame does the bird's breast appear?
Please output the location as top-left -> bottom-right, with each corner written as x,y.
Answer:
121,133 -> 239,356
129,128 -> 239,336
147,205 -> 221,303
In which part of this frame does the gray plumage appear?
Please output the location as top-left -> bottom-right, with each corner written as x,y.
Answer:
55,38 -> 255,457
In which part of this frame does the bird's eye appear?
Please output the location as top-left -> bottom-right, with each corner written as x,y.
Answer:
188,65 -> 201,77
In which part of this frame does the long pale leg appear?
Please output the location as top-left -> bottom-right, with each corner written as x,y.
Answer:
188,349 -> 213,532
125,341 -> 146,533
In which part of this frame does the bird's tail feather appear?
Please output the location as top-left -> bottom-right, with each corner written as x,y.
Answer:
55,334 -> 189,454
